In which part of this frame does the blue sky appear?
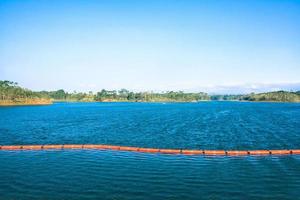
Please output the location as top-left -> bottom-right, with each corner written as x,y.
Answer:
1,0 -> 300,93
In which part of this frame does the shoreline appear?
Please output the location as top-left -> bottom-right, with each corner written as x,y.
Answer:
0,99 -> 53,106
1,99 -> 299,106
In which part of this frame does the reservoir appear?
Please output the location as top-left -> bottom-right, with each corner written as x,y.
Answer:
0,102 -> 299,199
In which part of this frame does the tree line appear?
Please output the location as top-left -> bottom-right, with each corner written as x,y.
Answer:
41,89 -> 210,102
0,80 -> 42,101
0,80 -> 210,102
1,80 -> 300,103
211,91 -> 300,102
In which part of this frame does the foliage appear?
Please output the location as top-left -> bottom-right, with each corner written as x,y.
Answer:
211,91 -> 300,102
1,80 -> 300,103
94,90 -> 210,102
242,91 -> 300,102
0,80 -> 43,101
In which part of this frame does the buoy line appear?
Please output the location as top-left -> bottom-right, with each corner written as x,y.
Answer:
0,144 -> 299,156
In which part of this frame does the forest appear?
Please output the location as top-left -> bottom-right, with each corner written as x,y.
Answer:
1,80 -> 300,105
211,91 -> 300,102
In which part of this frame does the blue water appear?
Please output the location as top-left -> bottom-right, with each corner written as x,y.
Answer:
0,102 -> 300,199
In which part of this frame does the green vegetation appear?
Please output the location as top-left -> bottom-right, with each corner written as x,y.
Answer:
1,80 -> 300,105
38,90 -> 95,102
242,91 -> 300,102
0,80 -> 37,100
95,90 -> 210,102
211,91 -> 300,102
0,80 -> 51,105
35,88 -> 210,102
210,94 -> 244,101
0,80 -> 209,104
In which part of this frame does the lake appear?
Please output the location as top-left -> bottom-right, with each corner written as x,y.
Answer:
0,102 -> 299,199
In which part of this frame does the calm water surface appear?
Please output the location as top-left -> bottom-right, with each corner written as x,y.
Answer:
0,102 -> 299,199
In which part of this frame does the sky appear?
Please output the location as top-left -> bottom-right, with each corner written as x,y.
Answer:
0,0 -> 300,94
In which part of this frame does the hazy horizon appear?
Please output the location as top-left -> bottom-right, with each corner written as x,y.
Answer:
1,0 -> 300,93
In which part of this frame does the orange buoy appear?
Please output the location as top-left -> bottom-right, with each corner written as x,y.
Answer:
138,148 -> 160,153
226,150 -> 249,156
83,144 -> 103,149
63,144 -> 83,149
248,150 -> 270,155
159,149 -> 181,154
43,145 -> 63,149
269,150 -> 290,155
204,150 -> 226,155
181,150 -> 203,155
1,145 -> 22,150
119,146 -> 139,151
104,145 -> 121,150
84,144 -> 119,149
22,145 -> 43,150
291,149 -> 300,154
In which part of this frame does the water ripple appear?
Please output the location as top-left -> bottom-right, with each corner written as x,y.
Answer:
0,102 -> 300,199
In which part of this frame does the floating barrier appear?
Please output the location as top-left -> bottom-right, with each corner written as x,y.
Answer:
138,147 -> 160,153
0,144 -> 299,156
